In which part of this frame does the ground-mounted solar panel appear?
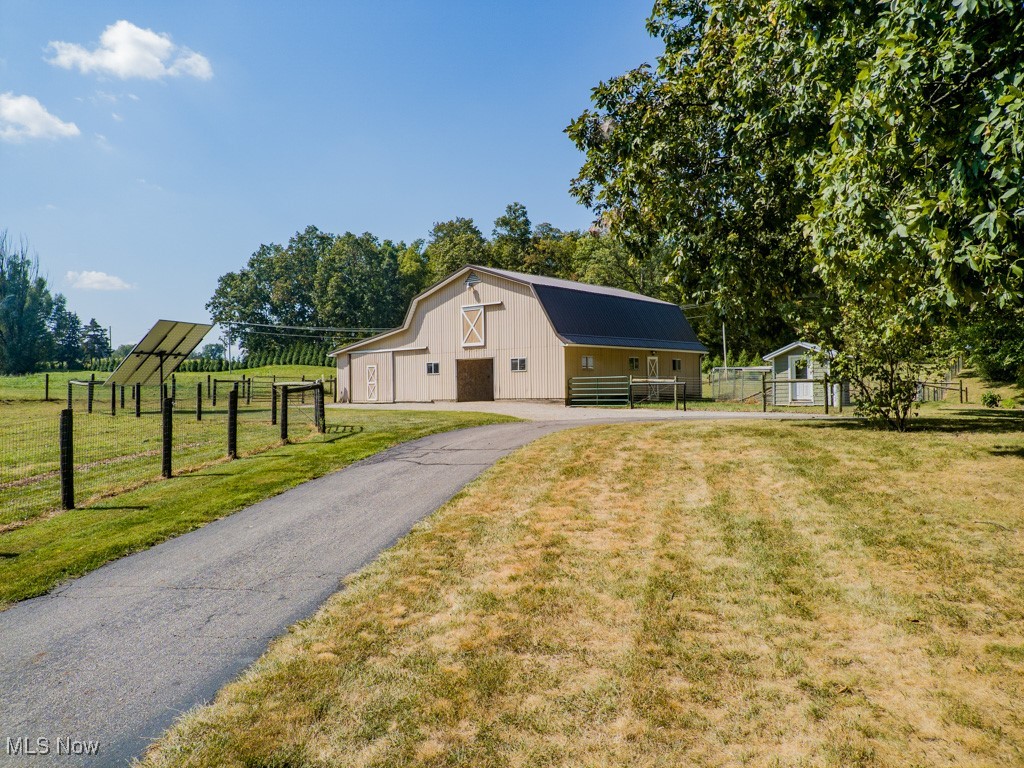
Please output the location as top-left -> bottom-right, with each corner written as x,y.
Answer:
105,320 -> 214,386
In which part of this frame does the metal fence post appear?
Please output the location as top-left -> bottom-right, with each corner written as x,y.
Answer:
682,382 -> 687,412
67,381 -> 73,409
45,373 -> 50,402
161,397 -> 173,478
271,383 -> 278,425
111,383 -> 117,416
674,379 -> 679,410
628,375 -> 633,409
824,373 -> 830,415
207,374 -> 211,399
212,379 -> 217,407
135,384 -> 141,418
120,385 -> 125,410
315,383 -> 326,433
87,381 -> 94,414
171,374 -> 176,401
280,385 -> 289,441
227,389 -> 238,458
59,408 -> 74,510
197,383 -> 203,421
762,373 -> 767,412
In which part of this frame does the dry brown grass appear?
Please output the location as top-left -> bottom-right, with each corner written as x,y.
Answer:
140,418 -> 1024,768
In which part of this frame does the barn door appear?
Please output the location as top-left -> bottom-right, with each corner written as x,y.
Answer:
647,356 -> 659,378
456,358 -> 494,402
366,365 -> 378,402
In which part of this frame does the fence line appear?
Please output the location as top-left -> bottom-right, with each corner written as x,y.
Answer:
0,382 -> 327,526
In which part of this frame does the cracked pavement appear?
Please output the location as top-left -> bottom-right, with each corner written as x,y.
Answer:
0,421 -> 572,766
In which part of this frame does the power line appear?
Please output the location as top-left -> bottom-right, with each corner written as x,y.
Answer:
221,320 -> 391,333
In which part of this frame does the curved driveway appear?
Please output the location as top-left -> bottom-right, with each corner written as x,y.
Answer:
0,408 -> 839,765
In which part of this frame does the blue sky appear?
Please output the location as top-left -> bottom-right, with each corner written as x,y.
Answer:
0,1 -> 660,349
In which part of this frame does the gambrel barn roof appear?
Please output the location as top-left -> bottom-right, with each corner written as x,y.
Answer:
331,265 -> 707,356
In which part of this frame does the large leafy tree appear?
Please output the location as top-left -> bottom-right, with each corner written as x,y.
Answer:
568,0 -> 1024,428
491,202 -> 533,271
423,218 -> 490,281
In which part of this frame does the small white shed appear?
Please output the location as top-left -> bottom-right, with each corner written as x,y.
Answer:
763,341 -> 849,407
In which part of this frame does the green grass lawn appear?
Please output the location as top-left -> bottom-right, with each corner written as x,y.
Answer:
0,365 -> 340,533
0,403 -> 515,610
140,413 -> 1024,768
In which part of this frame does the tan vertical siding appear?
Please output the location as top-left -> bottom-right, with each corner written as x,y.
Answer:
336,356 -> 351,402
565,346 -> 703,397
350,352 -> 394,403
342,272 -> 565,403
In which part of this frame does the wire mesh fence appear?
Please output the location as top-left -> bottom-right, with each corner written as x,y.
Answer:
1,380 -> 328,532
708,367 -> 772,402
0,415 -> 61,529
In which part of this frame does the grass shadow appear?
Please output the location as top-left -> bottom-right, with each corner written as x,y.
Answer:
790,411 -> 1024,435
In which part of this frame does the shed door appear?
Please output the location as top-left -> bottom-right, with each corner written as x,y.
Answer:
789,355 -> 812,402
647,356 -> 659,378
366,365 -> 378,402
456,358 -> 494,402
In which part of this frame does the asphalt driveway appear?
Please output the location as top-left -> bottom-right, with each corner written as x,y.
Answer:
0,407 -> 842,765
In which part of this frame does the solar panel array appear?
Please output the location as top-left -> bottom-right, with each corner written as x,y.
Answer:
105,320 -> 214,386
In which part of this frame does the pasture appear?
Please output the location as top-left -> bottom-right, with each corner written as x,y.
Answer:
0,366 -> 514,608
141,414 -> 1024,768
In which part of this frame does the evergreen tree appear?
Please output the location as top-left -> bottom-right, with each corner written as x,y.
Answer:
81,318 -> 111,360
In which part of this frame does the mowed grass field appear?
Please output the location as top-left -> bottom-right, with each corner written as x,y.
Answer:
142,415 -> 1024,768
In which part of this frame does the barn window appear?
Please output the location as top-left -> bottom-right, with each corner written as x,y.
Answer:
511,357 -> 527,372
628,357 -> 639,371
426,362 -> 440,375
581,355 -> 595,370
672,359 -> 681,371
461,306 -> 485,347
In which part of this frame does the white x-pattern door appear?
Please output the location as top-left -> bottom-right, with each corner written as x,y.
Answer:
647,356 -> 659,377
461,306 -> 485,347
366,365 -> 378,402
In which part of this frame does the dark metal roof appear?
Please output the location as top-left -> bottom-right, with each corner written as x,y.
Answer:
531,283 -> 708,353
482,266 -> 678,304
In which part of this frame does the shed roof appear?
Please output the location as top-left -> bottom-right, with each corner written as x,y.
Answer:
331,265 -> 708,355
762,341 -> 832,361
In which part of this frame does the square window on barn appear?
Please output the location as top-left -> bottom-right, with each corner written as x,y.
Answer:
511,357 -> 527,372
582,355 -> 595,370
426,362 -> 440,375
672,359 -> 681,371
628,357 -> 639,371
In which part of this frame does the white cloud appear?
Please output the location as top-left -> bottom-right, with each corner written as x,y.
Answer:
0,92 -> 80,142
47,20 -> 212,81
66,270 -> 134,290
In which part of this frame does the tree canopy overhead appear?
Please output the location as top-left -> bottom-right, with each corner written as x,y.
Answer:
567,0 -> 1024,427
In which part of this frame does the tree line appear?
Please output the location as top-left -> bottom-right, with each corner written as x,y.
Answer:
566,0 -> 1023,429
206,204 -> 719,357
0,233 -> 113,375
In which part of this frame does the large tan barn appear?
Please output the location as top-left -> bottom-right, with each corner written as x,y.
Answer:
330,265 -> 708,404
